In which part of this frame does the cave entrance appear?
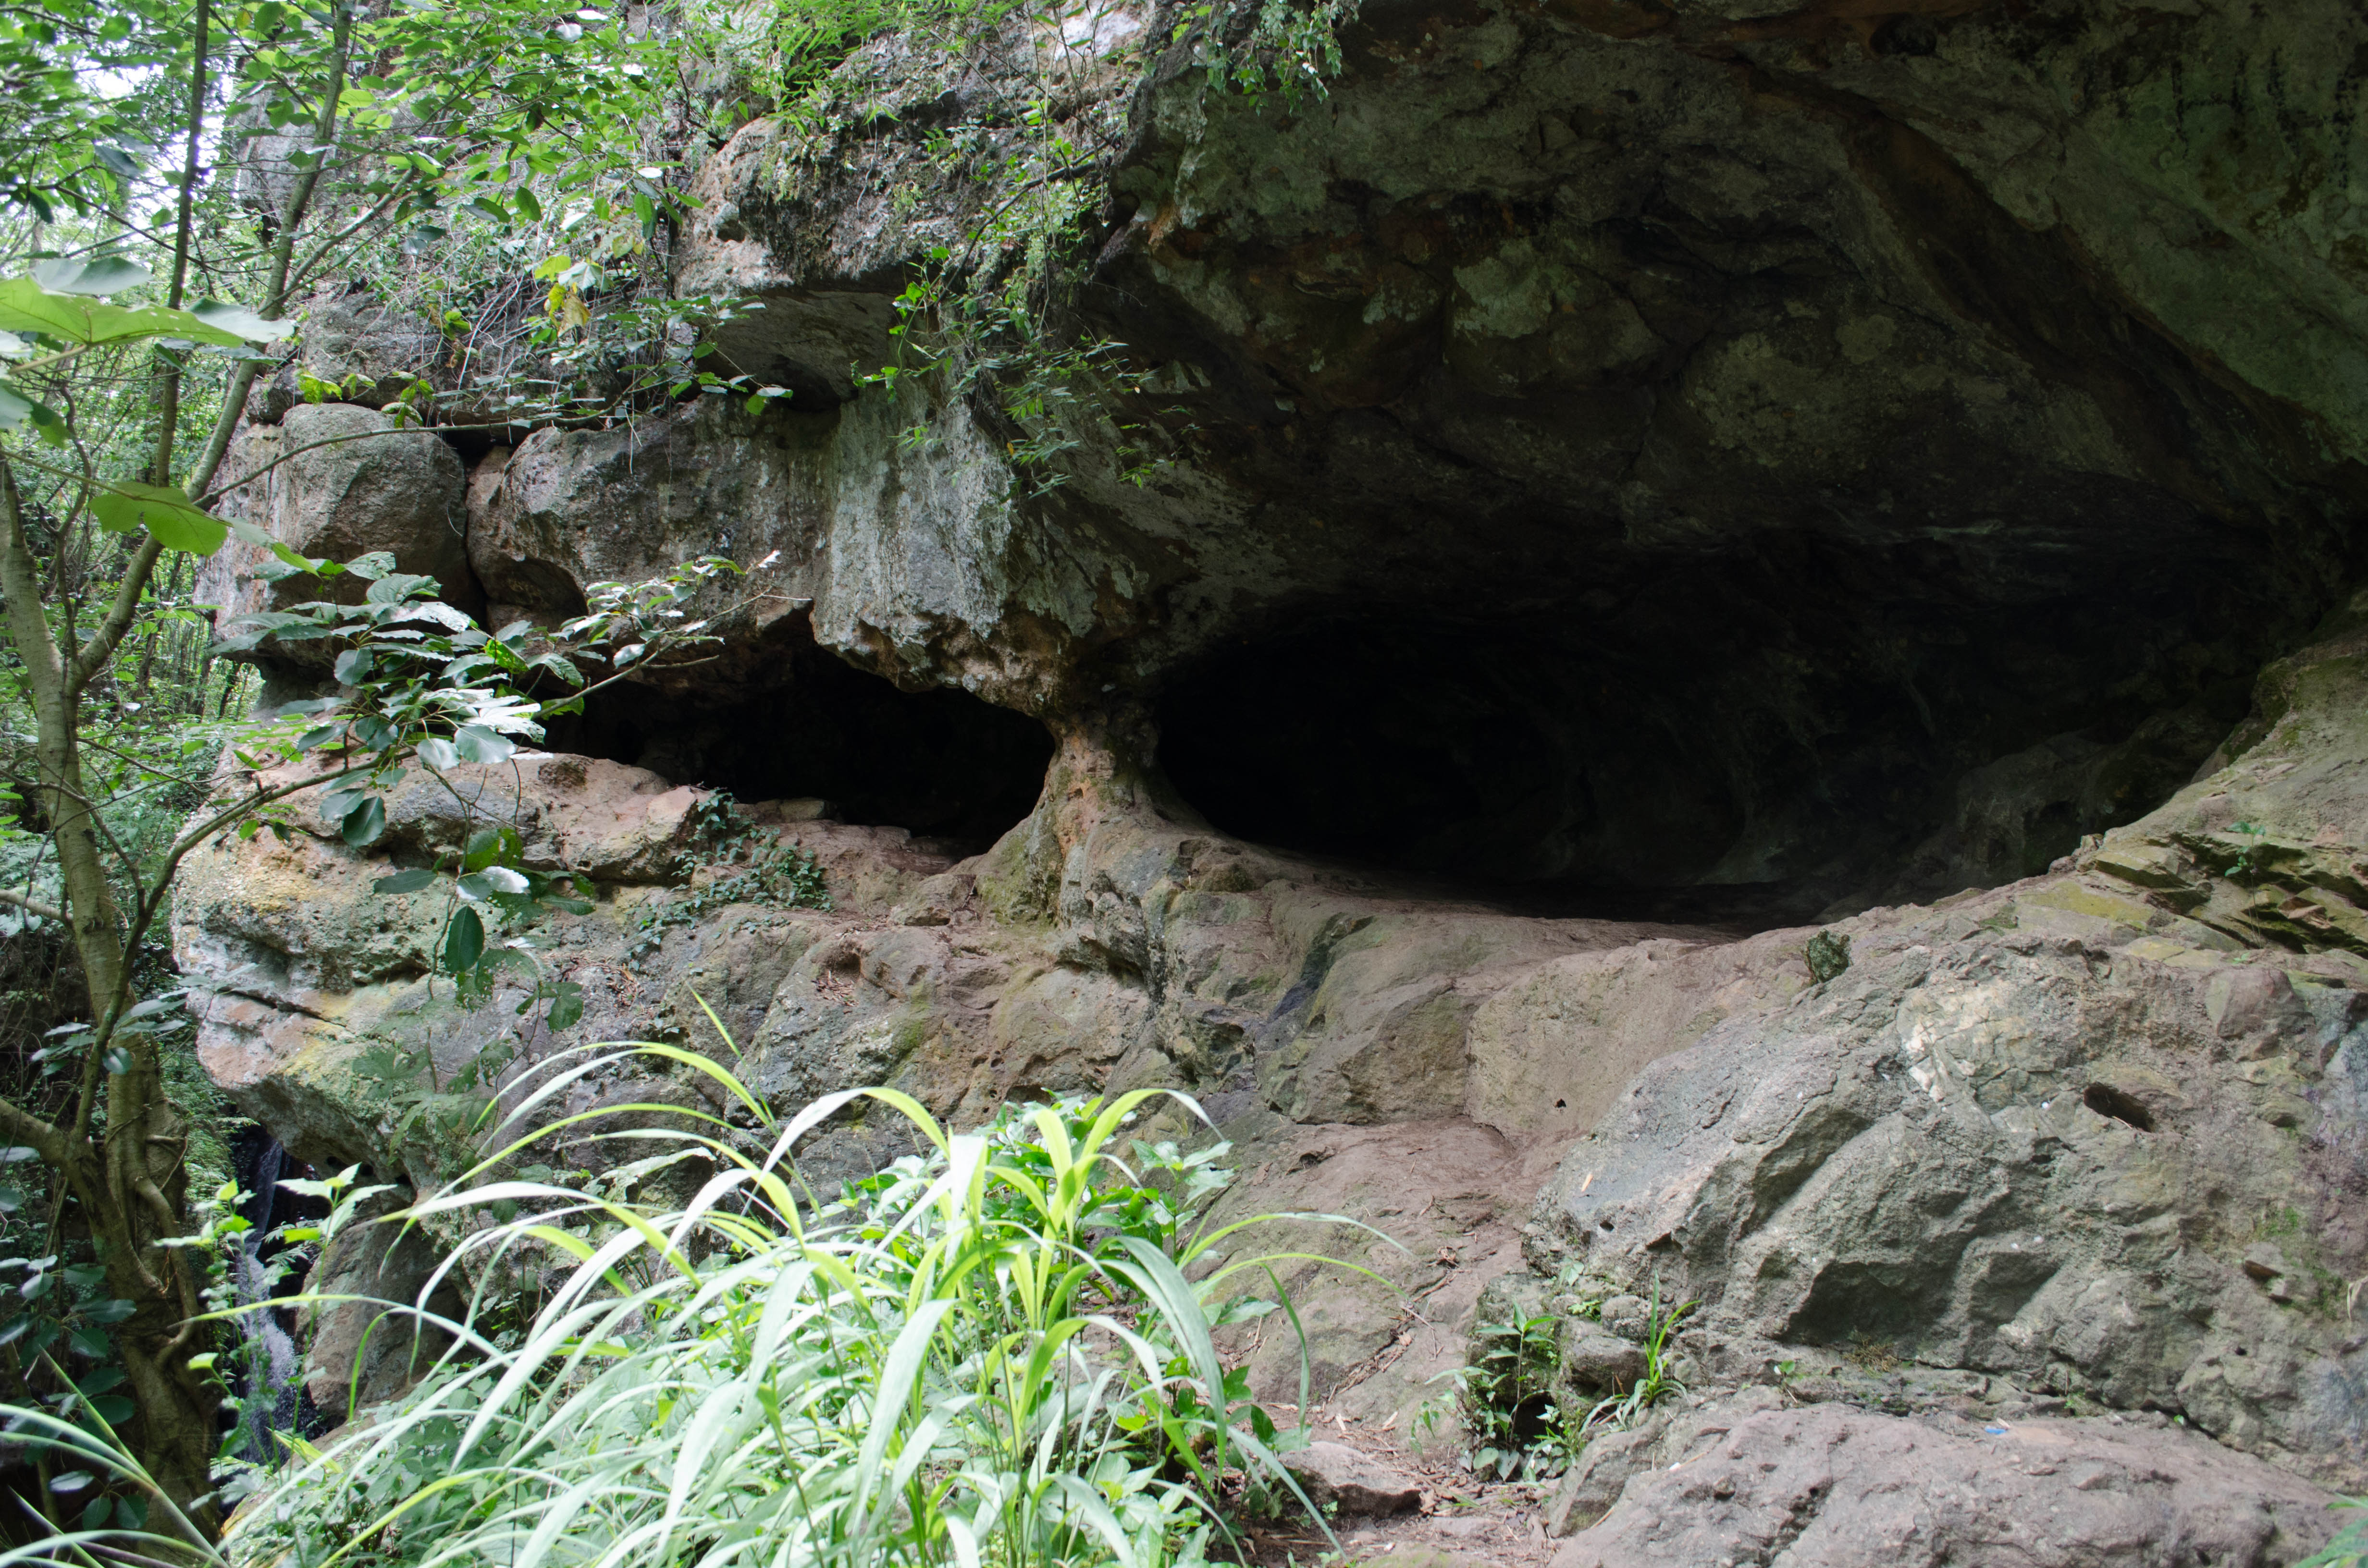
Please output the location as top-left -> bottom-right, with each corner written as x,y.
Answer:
1157,618 -> 1785,922
549,633 -> 1054,853
1155,579 -> 2248,927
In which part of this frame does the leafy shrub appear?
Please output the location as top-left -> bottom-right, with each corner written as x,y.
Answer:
1443,1313 -> 1576,1482
205,1061 -> 1350,1568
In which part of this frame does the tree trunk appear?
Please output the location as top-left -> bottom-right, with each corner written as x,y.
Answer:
0,458 -> 223,1537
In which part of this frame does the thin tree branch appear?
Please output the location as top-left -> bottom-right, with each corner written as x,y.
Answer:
0,888 -> 65,923
145,0 -> 212,487
0,1099 -> 68,1169
65,536 -> 164,696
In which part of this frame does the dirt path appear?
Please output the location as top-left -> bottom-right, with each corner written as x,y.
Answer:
1229,1410 -> 1560,1568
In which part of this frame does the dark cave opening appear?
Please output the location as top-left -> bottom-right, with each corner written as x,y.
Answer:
1155,550 -> 2259,927
1159,618 -> 1759,908
547,631 -> 1055,852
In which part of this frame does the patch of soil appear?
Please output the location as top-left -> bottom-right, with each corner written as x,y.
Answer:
1221,1414 -> 1557,1568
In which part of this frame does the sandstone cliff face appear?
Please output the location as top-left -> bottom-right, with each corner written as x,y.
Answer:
178,0 -> 2368,1526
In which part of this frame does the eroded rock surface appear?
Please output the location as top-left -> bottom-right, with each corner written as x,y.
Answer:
1553,1404 -> 2339,1568
537,0 -> 2367,908
1281,1441 -> 1423,1516
1526,613 -> 2368,1485
299,1187 -> 465,1420
175,0 -> 2368,1524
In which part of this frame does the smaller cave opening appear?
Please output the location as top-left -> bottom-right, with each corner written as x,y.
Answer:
546,629 -> 1054,853
223,1127 -> 329,1458
2082,1083 -> 2156,1131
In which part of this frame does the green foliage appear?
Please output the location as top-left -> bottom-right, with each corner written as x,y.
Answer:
2301,1502 -> 2368,1568
0,0 -> 184,223
0,1254 -> 142,1424
629,790 -> 835,960
1580,1282 -> 1695,1436
1804,930 -> 1850,984
1446,1312 -> 1576,1482
2223,819 -> 2274,881
1175,0 -> 1357,107
165,1168 -> 395,1496
187,1070 -> 1362,1568
1442,1278 -> 1697,1483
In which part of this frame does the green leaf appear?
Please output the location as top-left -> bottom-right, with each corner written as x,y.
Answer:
101,1048 -> 130,1075
463,826 -> 523,871
340,796 -> 387,848
49,1470 -> 93,1494
0,381 -> 60,434
455,725 -> 514,765
545,980 -> 584,1030
67,1325 -> 109,1357
342,551 -> 397,580
333,647 -> 374,685
83,1298 -> 136,1324
31,257 -> 150,295
0,278 -> 252,348
225,515 -> 316,571
444,907 -> 485,973
364,571 -> 437,604
86,1395 -> 133,1423
373,869 -> 437,895
189,298 -> 286,343
416,736 -> 460,770
512,186 -> 542,222
90,482 -> 227,555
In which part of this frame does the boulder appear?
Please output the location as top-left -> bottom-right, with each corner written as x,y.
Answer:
1555,1323 -> 1645,1394
300,1188 -> 466,1420
200,403 -> 478,653
244,291 -> 444,424
1280,1442 -> 1421,1516
1552,1405 -> 2342,1568
1543,1389 -> 1788,1537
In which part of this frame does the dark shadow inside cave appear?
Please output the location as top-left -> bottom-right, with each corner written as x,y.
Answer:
546,631 -> 1053,852
1156,533 -> 2261,928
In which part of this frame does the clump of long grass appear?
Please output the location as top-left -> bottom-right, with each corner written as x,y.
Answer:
56,1039 -> 1367,1568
